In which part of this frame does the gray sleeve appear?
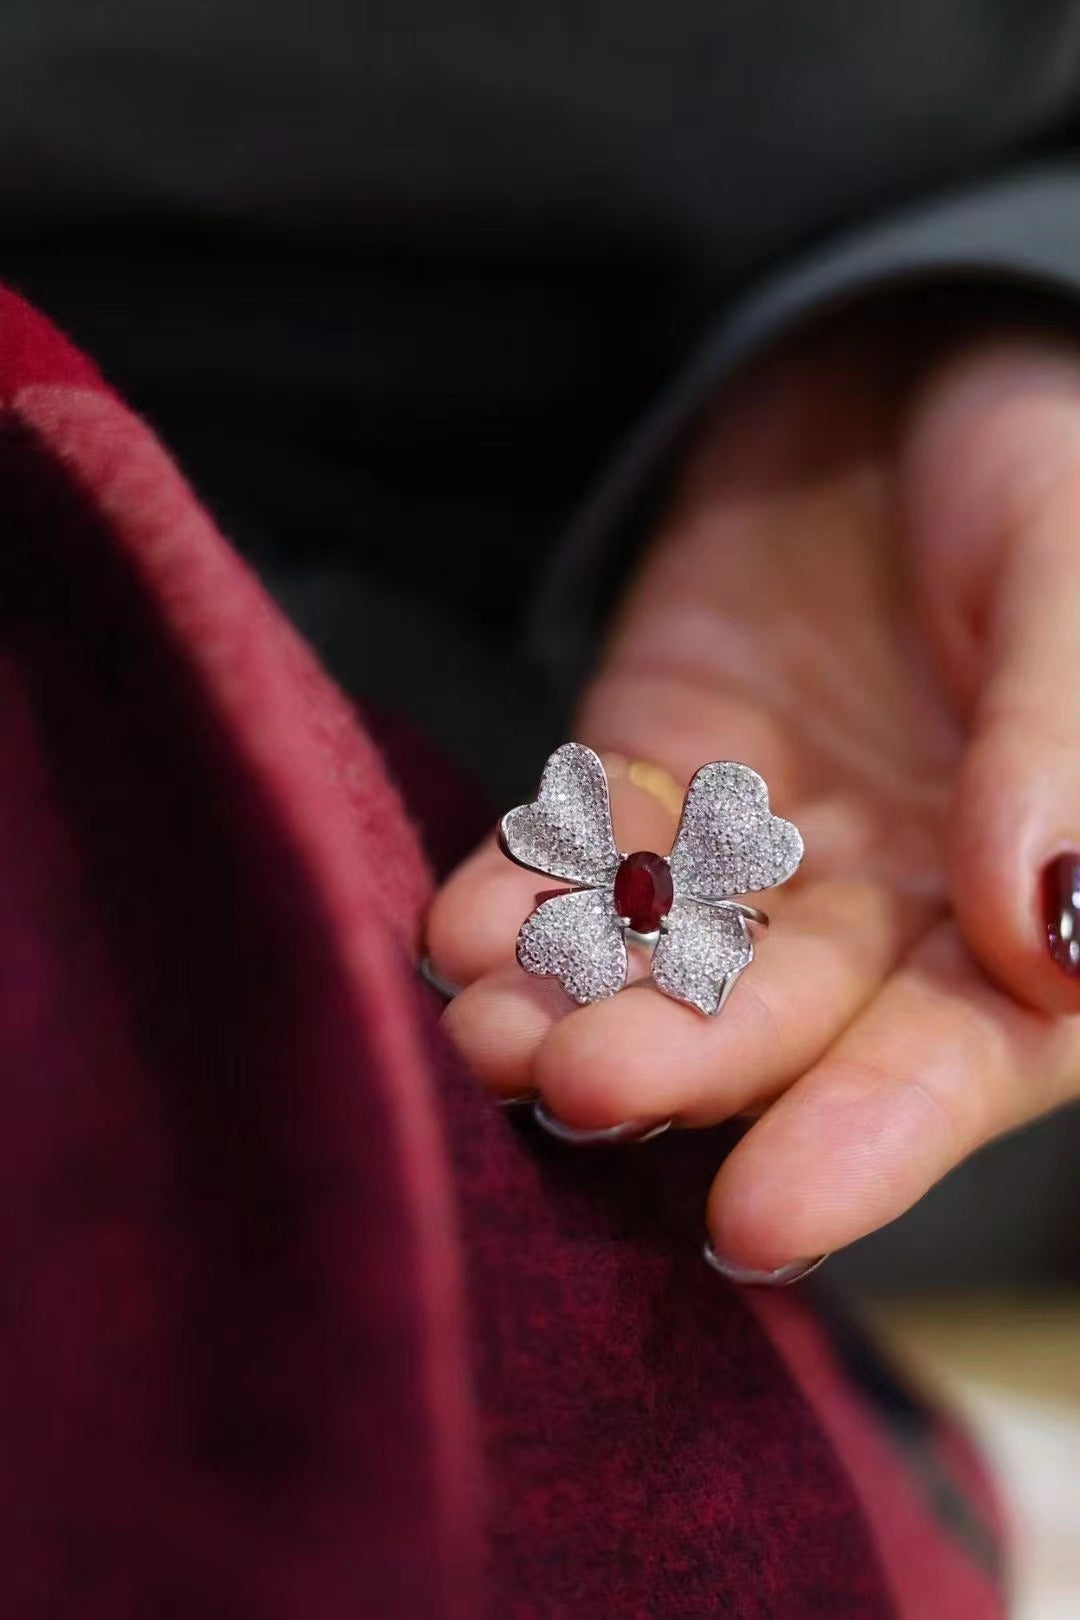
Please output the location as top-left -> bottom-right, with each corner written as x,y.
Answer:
530,164 -> 1080,693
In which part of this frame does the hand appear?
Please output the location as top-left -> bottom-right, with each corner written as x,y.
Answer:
427,299 -> 1080,1274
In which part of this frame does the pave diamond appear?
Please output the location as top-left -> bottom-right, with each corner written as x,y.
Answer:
516,887 -> 627,1004
501,742 -> 619,887
668,761 -> 802,899
650,898 -> 753,1016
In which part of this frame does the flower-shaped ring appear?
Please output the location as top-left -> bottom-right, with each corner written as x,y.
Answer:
499,744 -> 803,1017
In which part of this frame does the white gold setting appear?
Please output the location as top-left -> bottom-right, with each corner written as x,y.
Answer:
500,743 -> 803,1017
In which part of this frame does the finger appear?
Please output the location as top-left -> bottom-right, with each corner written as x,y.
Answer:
902,339 -> 1080,1013
532,877 -> 930,1128
425,834 -> 545,987
444,843 -> 933,1118
706,921 -> 1079,1271
441,967 -> 563,1098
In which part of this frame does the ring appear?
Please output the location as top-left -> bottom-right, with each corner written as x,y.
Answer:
499,743 -> 803,1017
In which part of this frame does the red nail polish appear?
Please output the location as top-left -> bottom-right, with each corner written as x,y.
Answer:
1042,853 -> 1080,976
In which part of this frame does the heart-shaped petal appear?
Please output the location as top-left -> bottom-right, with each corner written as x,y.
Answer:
668,761 -> 802,900
516,887 -> 627,1004
500,742 -> 619,887
650,898 -> 753,1016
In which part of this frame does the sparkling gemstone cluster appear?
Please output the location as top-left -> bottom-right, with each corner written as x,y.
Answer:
502,743 -> 803,1016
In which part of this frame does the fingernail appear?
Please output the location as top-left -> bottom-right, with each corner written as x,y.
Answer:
703,1239 -> 827,1287
533,1100 -> 672,1145
419,954 -> 462,1001
1041,853 -> 1080,977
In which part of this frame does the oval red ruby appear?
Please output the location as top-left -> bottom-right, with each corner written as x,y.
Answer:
613,851 -> 674,934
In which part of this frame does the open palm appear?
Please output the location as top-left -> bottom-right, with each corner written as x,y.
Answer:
429,307 -> 1080,1275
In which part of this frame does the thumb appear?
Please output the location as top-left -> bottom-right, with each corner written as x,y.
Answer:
903,337 -> 1080,1013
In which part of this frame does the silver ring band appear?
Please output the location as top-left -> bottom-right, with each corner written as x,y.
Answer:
696,899 -> 769,928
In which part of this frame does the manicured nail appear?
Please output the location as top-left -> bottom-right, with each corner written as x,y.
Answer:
703,1239 -> 827,1287
419,954 -> 462,1001
1041,853 -> 1080,977
532,1100 -> 672,1145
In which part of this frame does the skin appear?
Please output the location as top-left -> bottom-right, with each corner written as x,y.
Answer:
428,295 -> 1080,1273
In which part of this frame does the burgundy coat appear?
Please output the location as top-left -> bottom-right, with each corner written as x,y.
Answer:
0,290 -> 1006,1617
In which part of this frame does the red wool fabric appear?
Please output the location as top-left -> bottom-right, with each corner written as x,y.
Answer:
0,287 -> 1005,1618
